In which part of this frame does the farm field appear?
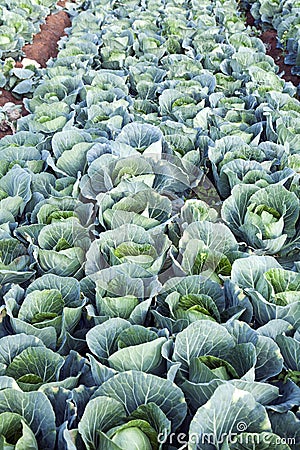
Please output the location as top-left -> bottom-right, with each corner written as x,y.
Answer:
0,0 -> 300,449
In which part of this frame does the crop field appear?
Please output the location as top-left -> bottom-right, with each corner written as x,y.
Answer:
0,0 -> 300,448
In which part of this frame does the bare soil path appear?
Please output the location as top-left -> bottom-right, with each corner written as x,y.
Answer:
246,11 -> 300,87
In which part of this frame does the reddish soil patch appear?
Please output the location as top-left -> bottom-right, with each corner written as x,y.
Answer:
57,0 -> 70,6
22,11 -> 71,68
260,30 -> 300,87
0,91 -> 24,110
0,91 -> 29,139
246,11 -> 300,87
245,11 -> 255,27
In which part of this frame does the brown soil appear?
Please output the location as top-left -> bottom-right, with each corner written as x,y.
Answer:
0,2 -> 72,138
246,11 -> 300,87
0,91 -> 25,111
57,0 -> 71,6
245,11 -> 255,27
0,91 -> 29,139
260,30 -> 300,86
22,11 -> 71,68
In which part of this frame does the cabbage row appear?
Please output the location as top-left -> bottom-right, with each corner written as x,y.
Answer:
0,0 -> 58,59
244,0 -> 300,78
0,0 -> 299,449
0,0 -> 61,95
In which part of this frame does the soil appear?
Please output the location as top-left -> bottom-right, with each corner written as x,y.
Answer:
245,11 -> 255,28
0,91 -> 29,139
261,30 -> 300,86
246,11 -> 300,87
22,11 -> 71,68
0,1 -> 72,138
